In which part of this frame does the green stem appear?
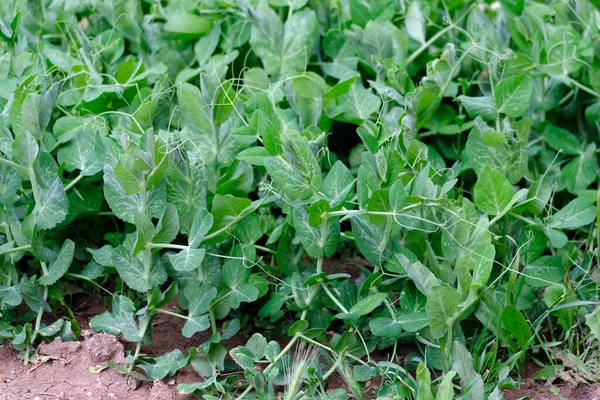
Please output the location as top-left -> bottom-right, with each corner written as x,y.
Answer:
321,283 -> 350,314
143,248 -> 152,283
254,244 -> 274,254
64,174 -> 84,192
0,244 -> 31,255
64,273 -> 113,295
0,157 -> 29,175
155,308 -> 189,320
128,294 -> 153,374
209,309 -> 217,335
323,352 -> 345,380
202,217 -> 240,242
563,76 -> 600,98
28,262 -> 49,364
149,243 -> 188,251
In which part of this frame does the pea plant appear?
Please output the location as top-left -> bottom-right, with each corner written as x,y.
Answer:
1,0 -> 599,398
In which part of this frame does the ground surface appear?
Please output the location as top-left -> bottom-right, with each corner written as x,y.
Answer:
2,291 -> 600,399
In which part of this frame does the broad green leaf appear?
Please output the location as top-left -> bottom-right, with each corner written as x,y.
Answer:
168,248 -> 206,272
38,239 -> 75,286
369,317 -> 403,338
350,292 -> 387,316
426,286 -> 460,339
164,14 -> 213,36
351,216 -> 391,266
561,144 -> 598,194
56,131 -> 101,176
546,198 -> 596,229
153,203 -> 180,244
474,166 -> 513,216
133,213 -> 155,255
389,180 -> 407,213
543,125 -> 582,155
264,157 -> 313,200
405,1 -> 426,44
112,245 -> 166,292
12,131 -> 38,168
522,256 -> 565,287
457,96 -> 498,121
321,160 -> 355,208
182,315 -> 211,338
34,178 -> 68,230
90,295 -> 142,342
250,7 -> 318,76
495,74 -> 533,118
397,311 -> 429,332
138,349 -> 188,381
585,307 -> 600,342
401,260 -> 440,296
501,305 -> 532,349
189,208 -> 213,248
293,206 -> 339,258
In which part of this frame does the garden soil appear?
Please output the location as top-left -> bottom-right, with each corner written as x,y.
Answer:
2,291 -> 600,399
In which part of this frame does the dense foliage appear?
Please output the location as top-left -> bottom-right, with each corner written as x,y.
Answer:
1,0 -> 600,398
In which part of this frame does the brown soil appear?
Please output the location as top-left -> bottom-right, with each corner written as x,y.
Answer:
0,332 -> 189,400
503,362 -> 600,400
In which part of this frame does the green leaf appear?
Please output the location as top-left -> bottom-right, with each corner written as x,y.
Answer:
502,305 -> 532,349
250,7 -> 318,76
367,189 -> 390,225
139,349 -> 188,381
405,1 -> 426,44
182,315 -> 211,338
230,346 -> 256,370
264,157 -> 313,200
495,74 -> 533,118
585,307 -> 600,342
12,131 -> 38,168
293,206 -> 339,258
474,166 -> 513,216
350,292 -> 387,316
561,144 -> 598,194
369,317 -> 403,338
90,295 -> 142,342
189,208 -> 213,248
112,245 -> 166,292
56,131 -> 101,176
426,286 -> 460,339
543,125 -> 582,155
34,178 -> 69,230
236,147 -> 271,166
546,198 -> 596,229
153,204 -> 180,244
168,248 -> 206,272
457,96 -> 498,121
39,239 -> 75,286
522,256 -> 565,287
164,14 -> 213,36
351,216 -> 391,266
133,213 -> 155,256
321,160 -> 355,208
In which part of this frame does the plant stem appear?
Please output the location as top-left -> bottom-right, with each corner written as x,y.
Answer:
128,294 -> 153,374
0,244 -> 31,255
155,308 -> 189,320
321,283 -> 350,314
254,244 -> 274,254
27,262 -> 49,364
0,157 -> 29,175
149,243 -> 188,250
64,174 -> 84,192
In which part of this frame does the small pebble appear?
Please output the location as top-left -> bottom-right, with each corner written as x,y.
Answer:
87,392 -> 93,397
